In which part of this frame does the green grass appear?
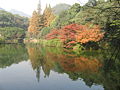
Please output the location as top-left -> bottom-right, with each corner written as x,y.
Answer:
39,39 -> 63,47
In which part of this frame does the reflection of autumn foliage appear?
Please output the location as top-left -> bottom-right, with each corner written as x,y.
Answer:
26,45 -> 120,89
74,57 -> 102,72
46,51 -> 102,73
27,45 -> 102,79
27,46 -> 55,77
27,47 -> 42,70
55,55 -> 102,73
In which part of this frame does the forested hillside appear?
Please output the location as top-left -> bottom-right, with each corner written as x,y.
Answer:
26,0 -> 120,50
0,10 -> 28,43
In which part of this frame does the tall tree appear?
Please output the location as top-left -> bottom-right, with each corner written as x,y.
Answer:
43,4 -> 55,27
28,11 -> 44,38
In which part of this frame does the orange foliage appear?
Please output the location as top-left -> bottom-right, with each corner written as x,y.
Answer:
28,10 -> 46,38
28,11 -> 41,33
76,25 -> 105,43
43,5 -> 55,26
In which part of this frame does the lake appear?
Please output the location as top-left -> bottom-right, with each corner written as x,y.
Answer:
0,44 -> 119,90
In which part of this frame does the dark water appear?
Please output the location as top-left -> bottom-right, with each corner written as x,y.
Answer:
0,44 -> 120,90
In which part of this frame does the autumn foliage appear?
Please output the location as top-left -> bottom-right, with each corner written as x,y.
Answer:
28,11 -> 42,37
59,24 -> 80,43
27,4 -> 55,38
76,25 -> 104,44
45,29 -> 59,40
45,24 -> 104,47
43,5 -> 55,27
28,11 -> 41,33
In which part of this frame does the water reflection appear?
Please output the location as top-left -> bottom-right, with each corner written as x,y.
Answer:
27,44 -> 101,80
0,44 -> 28,68
0,44 -> 120,90
26,44 -> 120,90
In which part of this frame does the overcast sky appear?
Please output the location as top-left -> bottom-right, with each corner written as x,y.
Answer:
0,0 -> 88,15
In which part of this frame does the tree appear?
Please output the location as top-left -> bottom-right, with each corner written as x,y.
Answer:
59,24 -> 79,44
45,24 -> 104,48
76,24 -> 104,44
43,5 -> 55,27
28,11 -> 44,38
45,29 -> 59,40
0,10 -> 28,29
54,3 -> 81,28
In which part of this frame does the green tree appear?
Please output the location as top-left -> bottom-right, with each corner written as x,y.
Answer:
0,10 -> 28,29
54,3 -> 81,28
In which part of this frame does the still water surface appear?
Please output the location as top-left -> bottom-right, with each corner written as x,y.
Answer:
0,44 -> 119,90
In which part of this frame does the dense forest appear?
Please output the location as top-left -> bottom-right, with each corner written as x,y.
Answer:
0,10 -> 28,43
25,0 -> 120,51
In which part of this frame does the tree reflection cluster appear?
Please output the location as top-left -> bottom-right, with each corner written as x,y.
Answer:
26,44 -> 120,90
0,44 -> 120,90
0,44 -> 28,68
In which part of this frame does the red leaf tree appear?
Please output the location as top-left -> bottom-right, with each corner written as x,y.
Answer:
59,24 -> 80,43
45,29 -> 60,40
45,24 -> 104,48
59,24 -> 81,48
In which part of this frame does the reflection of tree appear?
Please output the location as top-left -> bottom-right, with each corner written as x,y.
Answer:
101,46 -> 120,90
26,44 -> 120,90
54,56 -> 101,73
36,67 -> 40,82
52,54 -> 102,85
0,44 -> 28,68
27,46 -> 43,82
27,45 -> 55,81
26,44 -> 102,82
